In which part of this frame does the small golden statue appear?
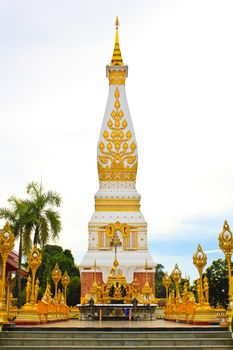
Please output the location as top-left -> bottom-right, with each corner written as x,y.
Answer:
26,275 -> 31,304
96,282 -> 102,302
188,291 -> 196,303
203,276 -> 209,304
42,282 -> 52,304
196,280 -> 201,304
132,278 -> 139,299
35,278 -> 40,304
182,281 -> 189,303
170,289 -> 175,304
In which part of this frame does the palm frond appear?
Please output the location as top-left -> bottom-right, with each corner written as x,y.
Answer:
40,217 -> 49,247
26,181 -> 41,200
45,191 -> 62,207
0,208 -> 16,222
22,231 -> 32,256
45,209 -> 62,240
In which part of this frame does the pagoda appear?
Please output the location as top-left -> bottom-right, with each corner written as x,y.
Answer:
80,18 -> 155,303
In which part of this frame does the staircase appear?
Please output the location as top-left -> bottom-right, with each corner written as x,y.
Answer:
0,328 -> 232,349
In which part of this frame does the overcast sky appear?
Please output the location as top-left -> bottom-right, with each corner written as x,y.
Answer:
1,0 -> 233,281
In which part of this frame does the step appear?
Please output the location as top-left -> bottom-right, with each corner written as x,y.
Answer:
0,331 -> 231,339
0,337 -> 233,346
0,346 -> 233,350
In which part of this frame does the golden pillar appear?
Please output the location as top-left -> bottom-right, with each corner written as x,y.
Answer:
218,220 -> 233,326
162,272 -> 171,302
61,271 -> 70,305
171,263 -> 182,304
162,272 -> 171,315
28,246 -> 42,305
52,263 -> 62,301
193,244 -> 207,305
0,223 -> 15,324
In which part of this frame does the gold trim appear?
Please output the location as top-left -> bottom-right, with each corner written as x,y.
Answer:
95,198 -> 140,212
108,69 -> 126,85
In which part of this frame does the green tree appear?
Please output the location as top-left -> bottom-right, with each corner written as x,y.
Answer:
205,258 -> 231,308
25,181 -> 62,246
0,197 -> 31,296
36,244 -> 80,305
155,264 -> 166,298
67,277 -> 81,306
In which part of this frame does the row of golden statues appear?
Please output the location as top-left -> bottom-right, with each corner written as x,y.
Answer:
162,220 -> 233,326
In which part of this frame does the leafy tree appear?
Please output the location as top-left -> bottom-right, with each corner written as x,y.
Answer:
155,264 -> 166,298
205,258 -> 232,308
0,197 -> 31,296
25,181 -> 62,246
67,276 -> 81,306
36,244 -> 80,305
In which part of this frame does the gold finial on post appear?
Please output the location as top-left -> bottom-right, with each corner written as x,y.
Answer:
162,272 -> 171,302
61,271 -> 70,305
171,263 -> 182,304
27,245 -> 42,305
218,220 -> 233,326
192,244 -> 207,305
0,222 -> 15,319
51,263 -> 62,301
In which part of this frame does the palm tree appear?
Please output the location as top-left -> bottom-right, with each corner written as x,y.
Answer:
0,197 -> 32,295
26,181 -> 62,246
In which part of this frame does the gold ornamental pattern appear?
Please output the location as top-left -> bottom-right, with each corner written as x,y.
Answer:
98,87 -> 137,181
108,70 -> 126,85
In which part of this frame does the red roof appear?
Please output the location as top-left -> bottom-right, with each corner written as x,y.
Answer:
6,251 -> 28,277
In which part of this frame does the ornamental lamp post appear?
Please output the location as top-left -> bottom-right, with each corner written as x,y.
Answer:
28,245 -> 42,305
192,244 -> 207,305
171,264 -> 182,304
218,220 -> 233,327
52,263 -> 62,301
162,272 -> 171,314
218,220 -> 233,301
61,271 -> 70,305
0,223 -> 15,310
162,272 -> 171,303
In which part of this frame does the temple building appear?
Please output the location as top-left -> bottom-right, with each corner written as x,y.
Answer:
80,18 -> 155,303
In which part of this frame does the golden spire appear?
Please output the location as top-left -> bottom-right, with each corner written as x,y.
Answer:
111,16 -> 124,66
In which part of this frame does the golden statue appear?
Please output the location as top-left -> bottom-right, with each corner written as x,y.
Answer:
42,282 -> 52,304
203,276 -> 209,304
170,289 -> 175,304
188,291 -> 195,303
196,279 -> 201,304
182,281 -> 189,303
114,282 -> 122,300
26,275 -> 31,304
34,278 -> 40,304
96,282 -> 102,302
132,278 -> 139,298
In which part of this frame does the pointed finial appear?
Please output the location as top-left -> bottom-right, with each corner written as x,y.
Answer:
111,16 -> 124,66
115,16 -> 119,28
